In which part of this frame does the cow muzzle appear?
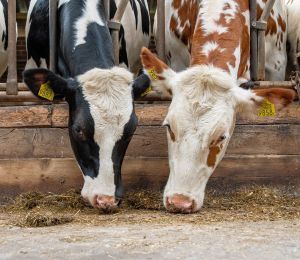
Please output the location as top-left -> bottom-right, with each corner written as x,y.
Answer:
94,195 -> 118,212
165,194 -> 197,213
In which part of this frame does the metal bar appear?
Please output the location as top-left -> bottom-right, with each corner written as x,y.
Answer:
250,0 -> 258,81
257,30 -> 266,80
113,0 -> 129,21
111,30 -> 119,65
104,0 -> 110,20
6,0 -> 18,95
257,0 -> 276,81
156,0 -> 165,61
260,0 -> 276,22
253,81 -> 296,88
49,0 -> 58,72
0,83 -> 28,91
111,0 -> 129,64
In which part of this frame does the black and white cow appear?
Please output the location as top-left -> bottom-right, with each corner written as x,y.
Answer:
24,0 -> 151,210
0,0 -> 7,76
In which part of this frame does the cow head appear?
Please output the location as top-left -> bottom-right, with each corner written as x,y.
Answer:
24,67 -> 150,211
141,47 -> 295,213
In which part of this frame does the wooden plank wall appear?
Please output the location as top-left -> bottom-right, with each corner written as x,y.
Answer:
0,102 -> 299,196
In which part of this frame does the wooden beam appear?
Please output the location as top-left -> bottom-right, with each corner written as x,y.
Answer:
0,155 -> 299,196
0,103 -> 299,129
0,124 -> 299,159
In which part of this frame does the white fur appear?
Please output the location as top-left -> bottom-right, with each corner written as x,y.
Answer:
151,65 -> 265,211
201,41 -> 224,56
74,0 -> 105,48
153,0 -> 194,71
259,0 -> 287,80
118,0 -> 150,74
160,0 -> 287,81
285,0 -> 300,71
78,67 -> 134,204
25,0 -> 150,74
199,0 -> 238,35
0,0 -> 7,76
58,0 -> 71,8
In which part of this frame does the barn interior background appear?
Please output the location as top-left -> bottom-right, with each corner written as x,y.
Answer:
0,0 -> 299,197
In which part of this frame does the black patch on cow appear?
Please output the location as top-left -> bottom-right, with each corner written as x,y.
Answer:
112,110 -> 137,200
67,81 -> 100,179
27,0 -> 50,67
128,0 -> 150,35
129,0 -> 138,29
137,0 -> 150,35
58,1 -> 114,76
1,0 -> 7,50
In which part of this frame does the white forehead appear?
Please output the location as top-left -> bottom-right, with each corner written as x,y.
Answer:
167,66 -> 238,127
78,67 -> 134,138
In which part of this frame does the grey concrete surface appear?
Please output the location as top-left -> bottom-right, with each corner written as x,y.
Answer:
0,220 -> 299,260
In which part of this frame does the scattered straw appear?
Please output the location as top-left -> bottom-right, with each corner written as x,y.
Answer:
17,212 -> 74,228
0,186 -> 299,228
124,190 -> 163,210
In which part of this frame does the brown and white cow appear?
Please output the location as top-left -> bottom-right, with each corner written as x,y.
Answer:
156,0 -> 288,81
142,0 -> 295,213
285,0 -> 300,73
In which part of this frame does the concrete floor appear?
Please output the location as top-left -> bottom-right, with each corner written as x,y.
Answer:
0,220 -> 299,259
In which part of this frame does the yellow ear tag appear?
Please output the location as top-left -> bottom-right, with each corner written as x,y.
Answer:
148,67 -> 158,81
257,99 -> 276,117
38,82 -> 54,101
141,85 -> 152,97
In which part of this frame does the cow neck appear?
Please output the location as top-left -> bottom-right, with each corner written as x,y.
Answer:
58,0 -> 115,78
190,0 -> 250,80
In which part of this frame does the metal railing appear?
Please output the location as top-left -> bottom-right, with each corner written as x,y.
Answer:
0,0 -> 298,104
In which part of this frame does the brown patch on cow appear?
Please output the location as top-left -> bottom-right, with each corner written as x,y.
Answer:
170,0 -> 199,51
254,88 -> 296,108
172,0 -> 181,9
277,15 -> 286,32
191,0 -> 250,78
140,47 -> 168,75
207,145 -> 221,168
256,4 -> 277,36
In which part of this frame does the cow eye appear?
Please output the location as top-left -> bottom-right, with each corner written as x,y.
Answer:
73,125 -> 85,140
216,135 -> 226,144
219,135 -> 226,141
164,123 -> 175,141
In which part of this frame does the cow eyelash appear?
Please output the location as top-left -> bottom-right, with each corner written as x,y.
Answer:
219,135 -> 226,141
164,123 -> 176,141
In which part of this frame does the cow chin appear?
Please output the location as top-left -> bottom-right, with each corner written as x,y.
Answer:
81,175 -> 118,212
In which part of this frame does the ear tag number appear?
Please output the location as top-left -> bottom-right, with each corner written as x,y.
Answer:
148,67 -> 158,81
257,99 -> 276,117
141,85 -> 152,97
38,82 -> 54,101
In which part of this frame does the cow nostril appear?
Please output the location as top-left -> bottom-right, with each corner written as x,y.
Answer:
166,194 -> 197,214
95,195 -> 118,213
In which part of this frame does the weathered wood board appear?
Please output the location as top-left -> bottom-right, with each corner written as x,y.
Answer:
0,102 -> 299,196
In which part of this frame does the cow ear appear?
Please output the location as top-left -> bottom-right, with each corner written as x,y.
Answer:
140,47 -> 176,96
132,73 -> 151,99
23,68 -> 73,101
235,87 -> 295,115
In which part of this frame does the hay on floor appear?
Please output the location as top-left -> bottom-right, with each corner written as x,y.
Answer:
0,186 -> 299,227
